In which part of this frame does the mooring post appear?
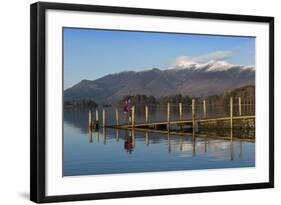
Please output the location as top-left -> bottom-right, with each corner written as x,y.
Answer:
203,100 -> 206,118
230,129 -> 234,160
192,99 -> 195,130
230,97 -> 233,129
131,106 -> 135,128
246,97 -> 249,115
88,110 -> 92,127
167,102 -> 170,130
115,108 -> 119,126
238,97 -> 242,116
102,109 -> 106,128
95,109 -> 99,124
179,102 -> 183,120
145,105 -> 148,123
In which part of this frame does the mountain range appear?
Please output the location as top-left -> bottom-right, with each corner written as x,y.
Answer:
64,60 -> 255,104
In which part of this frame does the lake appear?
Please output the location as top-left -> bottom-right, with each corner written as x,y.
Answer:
63,106 -> 255,176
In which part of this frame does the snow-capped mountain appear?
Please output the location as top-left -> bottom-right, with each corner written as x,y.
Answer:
64,61 -> 255,103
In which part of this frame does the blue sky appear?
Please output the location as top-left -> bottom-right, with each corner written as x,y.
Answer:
63,28 -> 255,89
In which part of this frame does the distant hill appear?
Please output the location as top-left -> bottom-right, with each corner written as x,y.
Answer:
64,60 -> 255,104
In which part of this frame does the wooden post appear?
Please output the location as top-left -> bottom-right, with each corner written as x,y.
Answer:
230,97 -> 233,129
167,103 -> 170,130
179,102 -> 183,120
192,99 -> 195,130
246,97 -> 249,115
203,100 -> 206,118
238,97 -> 242,116
115,108 -> 119,126
95,109 -> 99,123
88,110 -> 92,127
102,109 -> 106,127
131,106 -> 135,128
230,129 -> 233,160
145,105 -> 148,123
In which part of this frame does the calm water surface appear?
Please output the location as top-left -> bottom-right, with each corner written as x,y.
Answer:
63,108 -> 255,176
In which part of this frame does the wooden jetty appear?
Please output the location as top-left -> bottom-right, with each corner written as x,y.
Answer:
111,115 -> 255,130
89,97 -> 255,132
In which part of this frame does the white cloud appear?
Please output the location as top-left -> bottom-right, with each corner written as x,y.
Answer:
193,51 -> 233,63
170,51 -> 254,72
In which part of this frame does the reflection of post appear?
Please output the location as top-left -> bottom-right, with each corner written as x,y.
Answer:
230,97 -> 233,129
88,110 -> 92,127
145,132 -> 149,145
230,128 -> 233,160
115,108 -> 119,126
238,97 -> 242,116
102,109 -> 106,128
180,136 -> 183,151
145,106 -> 148,123
95,130 -> 99,143
239,140 -> 243,159
168,132 -> 171,153
203,100 -> 206,118
116,129 -> 119,142
132,106 -> 135,128
88,127 -> 92,143
103,127 -> 106,144
179,103 -> 182,120
132,129 -> 135,148
167,103 -> 170,131
192,130 -> 196,157
204,135 -> 207,153
192,99 -> 195,131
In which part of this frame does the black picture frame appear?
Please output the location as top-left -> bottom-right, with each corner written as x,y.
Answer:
30,2 -> 274,203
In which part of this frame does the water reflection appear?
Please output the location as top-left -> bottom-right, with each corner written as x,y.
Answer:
64,109 -> 255,176
124,131 -> 134,154
86,125 -> 252,161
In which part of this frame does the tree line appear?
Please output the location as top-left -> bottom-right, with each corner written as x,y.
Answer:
64,85 -> 255,108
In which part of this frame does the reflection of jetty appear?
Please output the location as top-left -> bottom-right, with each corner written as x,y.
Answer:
87,127 -> 253,160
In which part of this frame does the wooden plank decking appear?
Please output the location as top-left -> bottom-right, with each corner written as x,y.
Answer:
110,115 -> 255,129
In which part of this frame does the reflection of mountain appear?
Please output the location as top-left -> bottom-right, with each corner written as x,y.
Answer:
64,64 -> 254,103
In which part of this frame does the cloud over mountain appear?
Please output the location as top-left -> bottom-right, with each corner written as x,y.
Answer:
170,51 -> 254,72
